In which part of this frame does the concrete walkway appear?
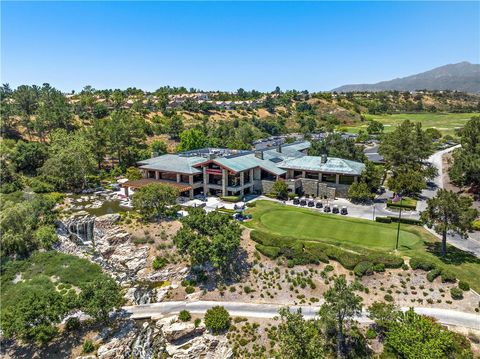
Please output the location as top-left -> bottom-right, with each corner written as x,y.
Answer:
123,300 -> 480,330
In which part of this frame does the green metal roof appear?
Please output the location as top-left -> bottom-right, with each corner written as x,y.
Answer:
210,154 -> 286,176
138,154 -> 204,174
137,141 -> 362,177
278,156 -> 365,175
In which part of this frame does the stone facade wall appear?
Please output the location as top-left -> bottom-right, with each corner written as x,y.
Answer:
259,180 -> 275,194
256,179 -> 350,199
299,179 -> 349,199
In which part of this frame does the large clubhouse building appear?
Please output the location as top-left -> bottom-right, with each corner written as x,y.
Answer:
125,141 -> 365,199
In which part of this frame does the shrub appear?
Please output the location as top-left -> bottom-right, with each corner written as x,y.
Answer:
472,219 -> 480,231
194,318 -> 201,327
384,294 -> 394,302
375,216 -> 392,224
458,281 -> 470,291
255,244 -> 280,259
366,327 -> 377,339
30,178 -> 55,193
246,201 -> 256,208
401,263 -> 409,270
426,268 -> 441,282
179,310 -> 191,322
441,271 -> 456,283
372,263 -> 385,272
152,256 -> 168,270
409,258 -> 435,271
243,286 -> 253,294
65,317 -> 81,331
324,265 -> 334,272
354,261 -> 374,277
450,287 -> 464,300
83,339 -> 95,354
185,286 -> 195,294
181,279 -> 197,287
303,243 -> 331,263
204,306 -> 230,334
367,253 -> 403,268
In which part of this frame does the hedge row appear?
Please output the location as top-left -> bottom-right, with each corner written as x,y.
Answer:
410,257 -> 460,284
255,244 -> 281,259
388,216 -> 423,226
220,195 -> 242,203
251,230 -> 403,273
387,200 -> 417,210
375,216 -> 422,226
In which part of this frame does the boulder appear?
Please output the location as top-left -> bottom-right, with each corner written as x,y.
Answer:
162,321 -> 205,342
165,333 -> 232,359
96,213 -> 120,225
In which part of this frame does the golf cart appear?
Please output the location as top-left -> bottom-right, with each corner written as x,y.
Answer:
332,205 -> 339,214
300,198 -> 307,206
293,196 -> 300,205
323,205 -> 331,212
341,206 -> 348,215
307,200 -> 315,207
315,201 -> 323,209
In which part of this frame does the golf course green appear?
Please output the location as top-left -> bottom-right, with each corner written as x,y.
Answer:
248,200 -> 424,251
245,201 -> 480,291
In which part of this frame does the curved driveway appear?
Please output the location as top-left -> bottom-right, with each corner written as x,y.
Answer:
123,300 -> 480,330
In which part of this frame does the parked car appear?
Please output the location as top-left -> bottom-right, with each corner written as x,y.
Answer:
307,200 -> 315,207
324,205 -> 331,212
315,201 -> 323,209
341,206 -> 348,215
300,198 -> 307,206
293,197 -> 300,205
332,205 -> 339,214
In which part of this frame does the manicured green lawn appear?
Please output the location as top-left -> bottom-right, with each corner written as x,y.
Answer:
246,201 -> 424,252
343,112 -> 479,137
246,201 -> 480,291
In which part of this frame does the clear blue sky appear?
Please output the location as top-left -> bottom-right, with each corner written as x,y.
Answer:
1,1 -> 479,92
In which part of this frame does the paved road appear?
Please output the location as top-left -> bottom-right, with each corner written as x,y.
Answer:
123,300 -> 480,330
418,145 -> 480,256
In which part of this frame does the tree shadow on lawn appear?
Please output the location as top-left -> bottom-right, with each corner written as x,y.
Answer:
425,242 -> 480,265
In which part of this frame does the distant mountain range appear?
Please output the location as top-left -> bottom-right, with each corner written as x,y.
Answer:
332,62 -> 480,93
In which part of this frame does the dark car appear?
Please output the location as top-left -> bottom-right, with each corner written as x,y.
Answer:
300,198 -> 307,206
315,202 -> 323,209
293,197 -> 300,205
341,206 -> 348,215
332,205 -> 339,214
307,200 -> 315,207
324,205 -> 331,213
